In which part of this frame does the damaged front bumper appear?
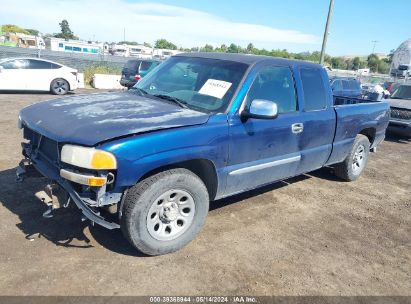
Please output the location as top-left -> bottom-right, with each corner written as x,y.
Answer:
17,150 -> 121,230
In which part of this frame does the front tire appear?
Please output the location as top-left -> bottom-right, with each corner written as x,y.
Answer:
334,134 -> 370,181
50,78 -> 69,95
121,168 -> 209,256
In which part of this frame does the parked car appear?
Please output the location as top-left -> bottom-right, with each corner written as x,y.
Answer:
360,83 -> 374,95
0,57 -> 78,95
390,64 -> 411,78
330,77 -> 362,98
363,84 -> 390,101
386,84 -> 411,136
17,53 -> 389,255
120,59 -> 160,88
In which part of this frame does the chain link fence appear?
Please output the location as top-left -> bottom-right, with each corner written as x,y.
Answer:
0,45 -> 129,72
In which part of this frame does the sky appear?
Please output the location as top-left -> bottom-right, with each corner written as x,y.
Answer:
1,0 -> 410,56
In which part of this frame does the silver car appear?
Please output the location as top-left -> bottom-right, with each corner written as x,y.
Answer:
387,84 -> 411,136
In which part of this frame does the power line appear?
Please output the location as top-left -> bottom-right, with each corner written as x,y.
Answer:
371,40 -> 379,54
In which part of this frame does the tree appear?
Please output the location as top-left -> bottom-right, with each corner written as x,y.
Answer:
367,54 -> 380,72
352,57 -> 361,70
377,60 -> 390,74
54,19 -> 78,40
25,28 -> 39,36
246,43 -> 254,54
1,24 -> 30,34
201,44 -> 214,52
330,57 -> 345,69
154,38 -> 177,50
227,43 -> 240,53
143,42 -> 152,48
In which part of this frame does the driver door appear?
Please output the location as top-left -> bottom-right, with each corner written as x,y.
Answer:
225,65 -> 303,196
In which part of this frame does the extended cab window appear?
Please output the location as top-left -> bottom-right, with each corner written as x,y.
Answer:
247,66 -> 297,113
300,68 -> 326,111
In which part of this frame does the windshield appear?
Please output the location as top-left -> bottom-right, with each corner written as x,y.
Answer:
134,56 -> 248,113
391,85 -> 411,100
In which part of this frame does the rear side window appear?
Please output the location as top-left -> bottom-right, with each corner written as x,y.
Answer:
350,80 -> 361,91
342,80 -> 350,90
50,62 -> 62,69
124,60 -> 141,73
28,60 -> 53,69
140,61 -> 153,72
300,68 -> 326,111
331,80 -> 342,91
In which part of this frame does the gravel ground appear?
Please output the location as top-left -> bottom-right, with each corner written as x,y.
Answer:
0,89 -> 410,296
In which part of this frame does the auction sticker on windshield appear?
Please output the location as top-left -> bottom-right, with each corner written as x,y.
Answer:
198,79 -> 232,99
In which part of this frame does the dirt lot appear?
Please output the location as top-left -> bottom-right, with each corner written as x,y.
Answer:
0,89 -> 409,296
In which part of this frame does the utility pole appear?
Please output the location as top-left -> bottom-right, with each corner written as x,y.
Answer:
320,0 -> 335,65
123,28 -> 126,42
371,40 -> 378,54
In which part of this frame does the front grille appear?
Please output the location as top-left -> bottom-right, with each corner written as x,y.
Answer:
23,128 -> 60,164
390,108 -> 411,120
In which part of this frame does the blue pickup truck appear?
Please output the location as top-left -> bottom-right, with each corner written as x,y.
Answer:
17,53 -> 389,255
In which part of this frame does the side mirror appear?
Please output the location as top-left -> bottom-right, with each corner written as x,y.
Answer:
241,99 -> 278,120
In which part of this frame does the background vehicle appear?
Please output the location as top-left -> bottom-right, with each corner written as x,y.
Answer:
330,77 -> 362,97
390,64 -> 411,78
17,53 -> 389,255
120,59 -> 160,88
0,57 -> 78,95
386,84 -> 411,136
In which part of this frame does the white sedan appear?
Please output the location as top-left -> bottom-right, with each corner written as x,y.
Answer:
0,57 -> 79,95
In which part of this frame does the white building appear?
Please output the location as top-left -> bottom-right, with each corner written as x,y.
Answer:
1,32 -> 45,49
46,37 -> 104,55
110,44 -> 129,57
152,49 -> 182,60
109,44 -> 153,58
128,45 -> 152,59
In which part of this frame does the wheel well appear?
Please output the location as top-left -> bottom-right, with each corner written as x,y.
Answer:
359,128 -> 376,145
138,159 -> 218,200
50,78 -> 70,91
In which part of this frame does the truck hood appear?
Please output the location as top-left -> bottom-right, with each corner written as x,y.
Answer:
387,98 -> 411,110
20,92 -> 210,146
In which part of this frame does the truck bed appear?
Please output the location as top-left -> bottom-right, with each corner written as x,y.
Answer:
326,97 -> 390,165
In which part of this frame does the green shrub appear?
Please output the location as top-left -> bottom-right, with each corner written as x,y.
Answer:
83,64 -> 121,86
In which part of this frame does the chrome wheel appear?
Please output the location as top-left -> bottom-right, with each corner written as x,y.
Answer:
147,189 -> 195,241
352,144 -> 365,174
52,80 -> 68,94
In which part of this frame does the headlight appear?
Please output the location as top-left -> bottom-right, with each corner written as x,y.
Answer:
61,144 -> 117,170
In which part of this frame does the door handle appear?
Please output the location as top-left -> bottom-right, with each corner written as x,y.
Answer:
291,123 -> 304,134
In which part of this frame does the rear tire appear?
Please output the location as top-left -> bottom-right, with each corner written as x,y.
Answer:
121,168 -> 209,256
334,134 -> 370,181
50,78 -> 69,95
